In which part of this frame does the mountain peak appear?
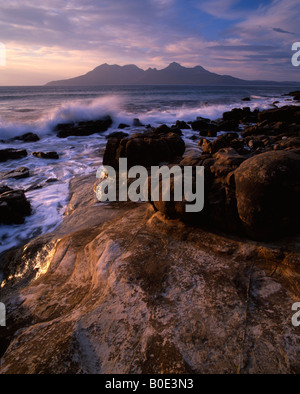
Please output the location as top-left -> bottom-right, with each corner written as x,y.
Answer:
166,62 -> 184,70
46,62 -> 288,87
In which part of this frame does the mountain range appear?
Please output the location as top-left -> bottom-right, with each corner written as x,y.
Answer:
46,62 -> 296,86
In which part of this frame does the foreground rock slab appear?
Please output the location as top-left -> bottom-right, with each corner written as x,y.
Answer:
0,175 -> 299,374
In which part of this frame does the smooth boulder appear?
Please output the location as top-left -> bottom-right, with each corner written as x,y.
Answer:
235,150 -> 300,239
103,131 -> 185,169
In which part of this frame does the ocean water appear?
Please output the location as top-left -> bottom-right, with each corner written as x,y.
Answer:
0,84 -> 299,255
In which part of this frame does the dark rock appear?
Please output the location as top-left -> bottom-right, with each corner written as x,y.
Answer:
13,133 -> 40,142
196,116 -> 211,122
0,149 -> 27,163
210,148 -> 247,179
175,120 -> 190,129
170,126 -> 183,136
242,97 -> 251,101
1,167 -> 30,180
32,152 -> 59,160
258,105 -> 300,124
152,124 -> 183,136
118,123 -> 130,129
286,91 -> 300,102
199,129 -> 217,137
0,187 -> 31,224
105,131 -> 129,140
279,136 -> 300,150
235,150 -> 300,240
45,178 -> 59,184
222,107 -> 251,122
217,119 -> 240,132
153,124 -> 171,134
201,132 -> 239,154
191,120 -> 218,134
103,131 -> 185,169
189,135 -> 198,141
133,118 -> 144,127
247,139 -> 265,150
55,116 -> 113,138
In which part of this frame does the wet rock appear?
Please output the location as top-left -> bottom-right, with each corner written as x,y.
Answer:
118,123 -> 130,129
32,152 -> 59,160
133,118 -> 144,127
189,135 -> 198,141
1,167 -> 30,180
286,91 -> 300,102
0,149 -> 27,163
153,124 -> 182,136
13,133 -> 40,143
191,119 -> 218,134
55,116 -> 113,138
0,187 -> 31,224
105,131 -> 129,140
175,120 -> 190,129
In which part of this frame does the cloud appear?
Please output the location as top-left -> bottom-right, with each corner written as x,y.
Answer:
0,0 -> 299,84
273,27 -> 294,35
198,0 -> 244,20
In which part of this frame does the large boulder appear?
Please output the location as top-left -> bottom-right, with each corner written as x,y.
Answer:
235,150 -> 300,239
103,131 -> 185,169
0,186 -> 31,224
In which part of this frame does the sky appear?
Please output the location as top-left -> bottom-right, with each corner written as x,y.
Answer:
0,0 -> 299,85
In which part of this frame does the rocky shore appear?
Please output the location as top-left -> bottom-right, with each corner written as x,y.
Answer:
0,94 -> 300,374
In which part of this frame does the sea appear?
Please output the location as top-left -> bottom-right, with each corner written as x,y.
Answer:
0,84 -> 299,255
